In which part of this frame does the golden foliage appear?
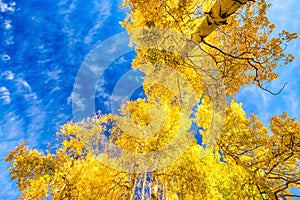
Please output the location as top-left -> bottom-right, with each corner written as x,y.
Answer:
5,0 -> 299,199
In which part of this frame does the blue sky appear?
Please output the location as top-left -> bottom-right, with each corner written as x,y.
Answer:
0,0 -> 299,199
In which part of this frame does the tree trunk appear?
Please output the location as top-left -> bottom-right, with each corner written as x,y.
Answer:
129,173 -> 138,200
192,0 -> 249,43
141,172 -> 147,200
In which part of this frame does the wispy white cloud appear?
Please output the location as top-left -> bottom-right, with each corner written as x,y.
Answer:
282,81 -> 300,118
0,86 -> 11,104
0,112 -> 25,139
236,85 -> 271,124
1,70 -> 14,80
45,69 -> 62,83
3,19 -> 12,30
267,0 -> 300,31
84,0 -> 112,44
71,92 -> 86,110
0,0 -> 15,13
114,56 -> 127,65
1,54 -> 11,61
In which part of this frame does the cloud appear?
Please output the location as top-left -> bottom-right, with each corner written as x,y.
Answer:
3,19 -> 12,30
1,70 -> 14,80
0,0 -> 16,13
236,76 -> 300,125
114,56 -> 127,65
1,54 -> 11,61
0,86 -> 11,104
0,112 -> 25,139
71,92 -> 86,110
282,83 -> 300,119
267,0 -> 300,31
235,85 -> 272,124
45,69 -> 62,83
84,0 -> 112,44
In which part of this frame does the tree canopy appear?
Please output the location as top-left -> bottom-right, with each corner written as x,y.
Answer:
6,0 -> 299,199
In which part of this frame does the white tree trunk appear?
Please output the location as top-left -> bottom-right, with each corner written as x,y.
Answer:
192,0 -> 249,43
